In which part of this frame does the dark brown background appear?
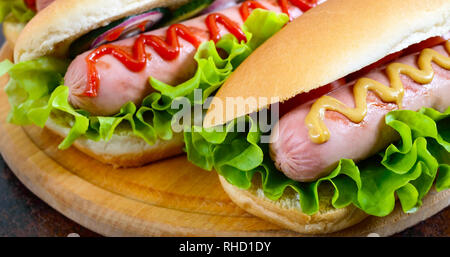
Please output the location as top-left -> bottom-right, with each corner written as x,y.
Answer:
0,27 -> 448,238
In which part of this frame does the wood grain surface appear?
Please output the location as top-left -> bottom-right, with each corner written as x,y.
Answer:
0,43 -> 448,237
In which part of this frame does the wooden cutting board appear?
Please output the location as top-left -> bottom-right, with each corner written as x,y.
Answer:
0,43 -> 448,237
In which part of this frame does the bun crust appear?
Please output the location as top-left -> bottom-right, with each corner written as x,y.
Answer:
205,0 -> 450,126
14,0 -> 191,62
45,115 -> 185,168
219,175 -> 368,234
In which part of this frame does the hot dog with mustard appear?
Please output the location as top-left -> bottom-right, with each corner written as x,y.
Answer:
186,0 -> 450,234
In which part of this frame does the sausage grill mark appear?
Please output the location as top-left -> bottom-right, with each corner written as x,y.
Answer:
83,0 -> 317,97
305,41 -> 450,144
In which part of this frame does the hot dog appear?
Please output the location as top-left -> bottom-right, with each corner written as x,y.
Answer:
184,0 -> 450,234
4,0 -> 321,168
270,42 -> 450,182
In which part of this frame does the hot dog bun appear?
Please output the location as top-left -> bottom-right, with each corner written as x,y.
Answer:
14,0 -> 191,62
219,175 -> 368,234
204,0 -> 450,127
45,115 -> 185,168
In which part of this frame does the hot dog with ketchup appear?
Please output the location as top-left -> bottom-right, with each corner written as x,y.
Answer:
186,0 -> 450,234
4,0 -> 322,167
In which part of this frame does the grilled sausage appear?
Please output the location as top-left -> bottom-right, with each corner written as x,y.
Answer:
270,43 -> 450,182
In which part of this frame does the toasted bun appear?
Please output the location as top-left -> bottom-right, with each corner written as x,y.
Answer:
2,17 -> 25,48
14,0 -> 191,62
45,114 -> 185,168
204,0 -> 450,127
219,175 -> 368,234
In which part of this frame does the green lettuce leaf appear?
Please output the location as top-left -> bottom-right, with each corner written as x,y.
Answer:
2,9 -> 289,149
3,57 -> 70,125
185,107 -> 450,216
0,0 -> 34,23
